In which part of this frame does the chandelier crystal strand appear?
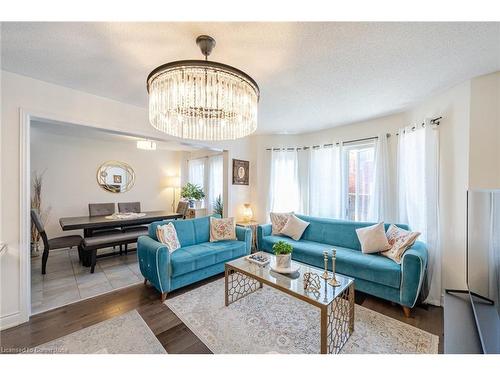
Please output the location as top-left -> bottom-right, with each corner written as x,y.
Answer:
147,36 -> 259,141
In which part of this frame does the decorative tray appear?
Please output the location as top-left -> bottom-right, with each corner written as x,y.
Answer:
245,251 -> 271,267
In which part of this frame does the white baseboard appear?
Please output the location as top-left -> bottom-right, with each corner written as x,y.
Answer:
0,311 -> 26,331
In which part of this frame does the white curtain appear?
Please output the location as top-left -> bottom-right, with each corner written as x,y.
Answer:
309,145 -> 344,218
207,154 -> 223,214
369,134 -> 392,222
269,150 -> 300,213
188,158 -> 206,189
398,120 -> 441,306
188,157 -> 207,207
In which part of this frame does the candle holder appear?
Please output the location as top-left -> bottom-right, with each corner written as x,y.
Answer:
328,248 -> 340,287
321,250 -> 331,280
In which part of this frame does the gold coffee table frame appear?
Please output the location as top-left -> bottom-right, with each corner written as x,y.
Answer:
225,255 -> 355,354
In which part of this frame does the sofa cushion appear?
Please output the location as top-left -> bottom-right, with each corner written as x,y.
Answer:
260,235 -> 401,288
170,240 -> 247,277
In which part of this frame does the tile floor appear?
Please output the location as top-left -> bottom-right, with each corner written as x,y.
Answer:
31,247 -> 142,314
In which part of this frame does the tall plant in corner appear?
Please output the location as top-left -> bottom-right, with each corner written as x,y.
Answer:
31,170 -> 51,256
213,194 -> 224,217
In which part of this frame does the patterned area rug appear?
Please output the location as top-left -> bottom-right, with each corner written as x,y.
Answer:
166,279 -> 438,354
33,310 -> 166,354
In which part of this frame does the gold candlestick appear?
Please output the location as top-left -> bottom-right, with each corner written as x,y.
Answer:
321,250 -> 331,280
328,248 -> 340,286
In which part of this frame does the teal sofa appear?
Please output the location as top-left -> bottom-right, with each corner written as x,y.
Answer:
257,215 -> 427,315
138,216 -> 252,300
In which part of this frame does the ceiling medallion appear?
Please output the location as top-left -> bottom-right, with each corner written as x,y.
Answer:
147,35 -> 260,141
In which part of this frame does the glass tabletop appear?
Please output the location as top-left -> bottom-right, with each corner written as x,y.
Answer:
226,253 -> 354,307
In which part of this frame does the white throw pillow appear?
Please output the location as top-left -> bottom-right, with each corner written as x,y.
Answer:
356,222 -> 392,254
270,212 -> 293,235
156,222 -> 181,253
381,224 -> 421,264
210,217 -> 237,242
280,215 -> 310,241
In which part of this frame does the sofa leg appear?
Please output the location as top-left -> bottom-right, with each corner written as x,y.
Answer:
402,306 -> 411,318
160,292 -> 168,302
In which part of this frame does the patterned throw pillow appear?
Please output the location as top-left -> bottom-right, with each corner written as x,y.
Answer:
156,222 -> 181,253
210,217 -> 236,242
270,212 -> 294,235
381,224 -> 421,264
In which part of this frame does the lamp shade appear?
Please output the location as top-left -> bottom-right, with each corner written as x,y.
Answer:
242,203 -> 253,222
164,176 -> 181,188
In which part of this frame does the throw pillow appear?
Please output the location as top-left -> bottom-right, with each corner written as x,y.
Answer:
381,224 -> 421,264
270,212 -> 293,235
355,222 -> 392,254
210,216 -> 236,242
156,222 -> 181,253
280,214 -> 310,241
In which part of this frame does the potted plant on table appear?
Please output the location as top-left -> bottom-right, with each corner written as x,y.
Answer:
273,240 -> 293,270
180,182 -> 206,208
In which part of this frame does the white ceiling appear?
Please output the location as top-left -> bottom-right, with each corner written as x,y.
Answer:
30,119 -> 200,151
3,22 -> 500,135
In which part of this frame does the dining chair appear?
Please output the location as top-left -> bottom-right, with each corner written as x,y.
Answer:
118,202 -> 148,235
117,202 -> 141,213
88,203 -> 122,236
31,209 -> 83,275
176,201 -> 189,219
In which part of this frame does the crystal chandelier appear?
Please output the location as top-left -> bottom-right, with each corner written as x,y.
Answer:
147,35 -> 259,141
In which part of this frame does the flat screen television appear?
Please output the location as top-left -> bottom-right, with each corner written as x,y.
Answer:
467,190 -> 500,354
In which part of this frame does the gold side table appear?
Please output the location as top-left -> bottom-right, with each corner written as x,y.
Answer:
236,220 -> 259,253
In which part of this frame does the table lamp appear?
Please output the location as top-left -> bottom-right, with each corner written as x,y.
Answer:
242,203 -> 253,222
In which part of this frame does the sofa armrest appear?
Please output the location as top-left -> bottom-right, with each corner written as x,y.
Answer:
400,241 -> 428,308
257,224 -> 272,248
137,235 -> 171,293
236,226 -> 252,254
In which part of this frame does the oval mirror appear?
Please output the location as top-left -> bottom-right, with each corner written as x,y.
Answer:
96,161 -> 135,193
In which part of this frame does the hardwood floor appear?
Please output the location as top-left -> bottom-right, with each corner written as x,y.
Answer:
0,274 -> 443,354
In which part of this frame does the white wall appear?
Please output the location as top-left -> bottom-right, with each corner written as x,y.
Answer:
469,72 -> 500,189
0,71 -> 256,328
30,127 -> 182,238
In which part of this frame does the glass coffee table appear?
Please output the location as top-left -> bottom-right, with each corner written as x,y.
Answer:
225,254 -> 355,354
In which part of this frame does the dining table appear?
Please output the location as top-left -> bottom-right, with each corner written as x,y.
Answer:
59,210 -> 183,237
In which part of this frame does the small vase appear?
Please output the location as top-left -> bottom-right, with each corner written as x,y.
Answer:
188,200 -> 195,208
276,254 -> 291,269
194,200 -> 202,209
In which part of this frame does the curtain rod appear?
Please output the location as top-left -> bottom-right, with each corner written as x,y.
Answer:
265,116 -> 442,151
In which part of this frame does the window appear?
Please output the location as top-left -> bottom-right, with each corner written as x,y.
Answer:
188,155 -> 224,211
188,158 -> 205,190
344,141 -> 375,221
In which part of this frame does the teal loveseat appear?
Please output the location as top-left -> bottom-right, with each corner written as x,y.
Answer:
257,215 -> 427,316
138,216 -> 252,300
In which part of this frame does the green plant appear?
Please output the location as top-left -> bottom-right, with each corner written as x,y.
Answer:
180,183 -> 205,201
213,194 -> 224,217
273,240 -> 293,255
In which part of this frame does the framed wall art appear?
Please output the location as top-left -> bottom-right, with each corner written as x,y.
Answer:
232,159 -> 249,185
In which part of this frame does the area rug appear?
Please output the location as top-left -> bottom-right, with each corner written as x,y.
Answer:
166,279 -> 438,354
33,310 -> 166,354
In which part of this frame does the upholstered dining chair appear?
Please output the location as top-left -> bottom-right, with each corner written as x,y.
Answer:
31,209 -> 83,275
88,203 -> 122,236
176,201 -> 189,219
117,201 -> 141,213
118,202 -> 148,234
